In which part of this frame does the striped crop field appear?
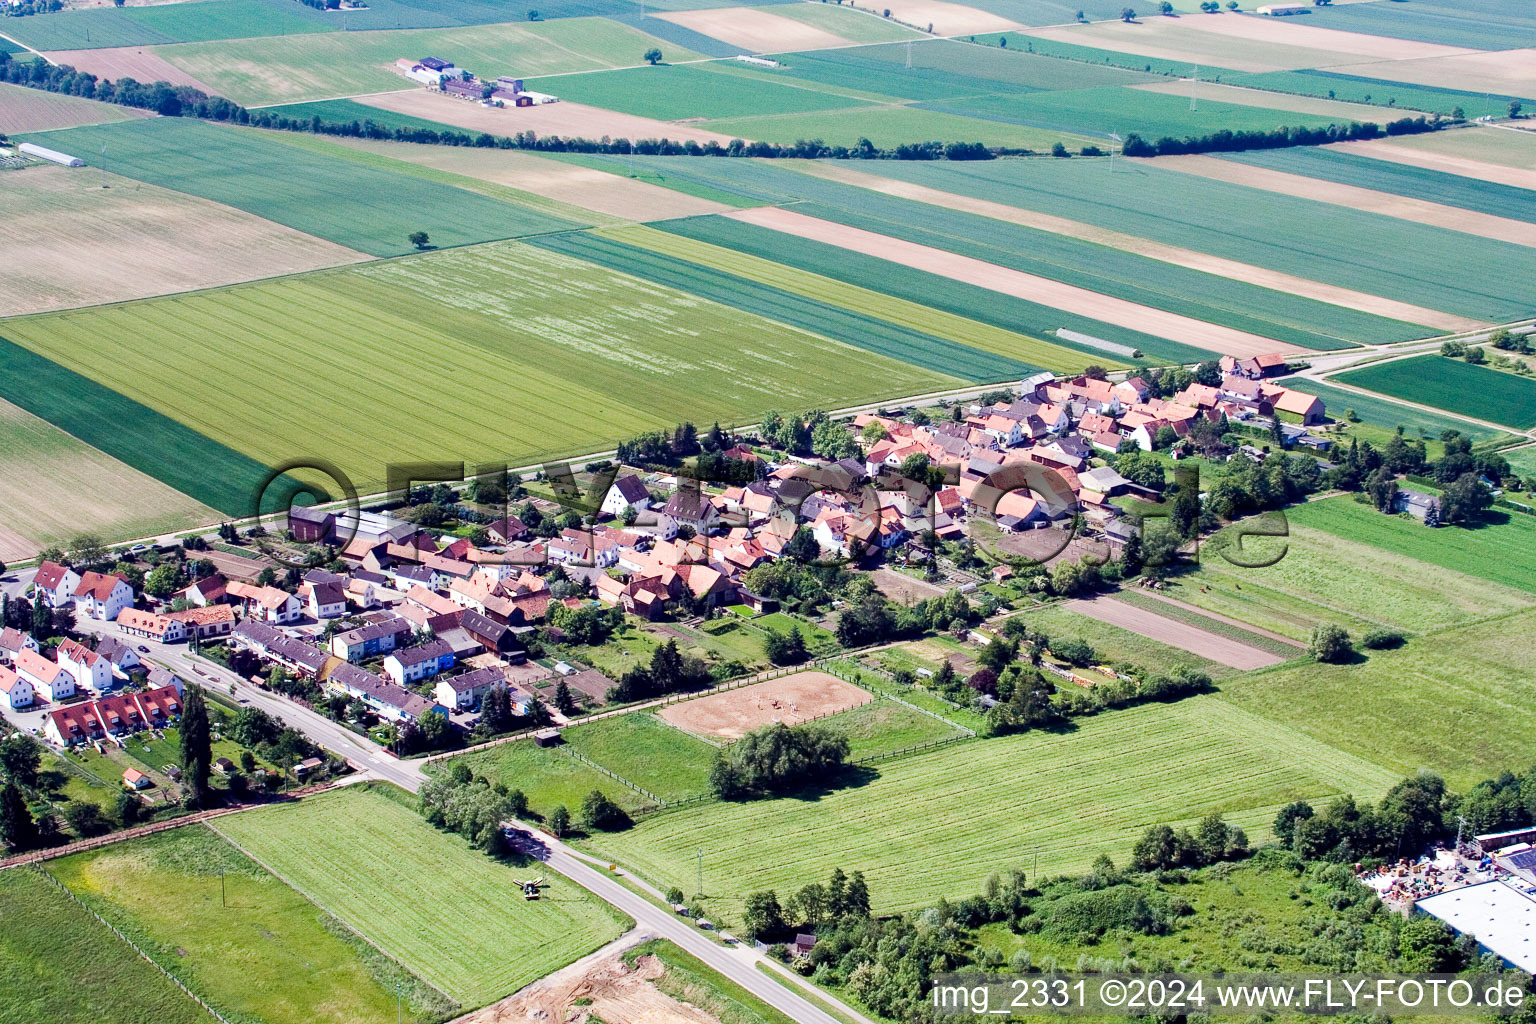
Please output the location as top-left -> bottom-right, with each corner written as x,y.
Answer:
0,240 -> 951,495
213,785 -> 627,1007
583,696 -> 1400,914
1277,377 -> 1505,441
595,223 -> 1113,373
528,230 -> 1038,380
654,213 -> 1203,365
20,119 -> 577,258
1333,354 -> 1536,430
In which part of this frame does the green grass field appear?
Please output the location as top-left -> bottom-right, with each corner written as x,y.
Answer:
705,102 -> 1098,151
768,2 -> 925,43
1015,602 -> 1229,676
818,697 -> 969,760
526,61 -> 872,120
0,868 -> 211,1024
1110,590 -> 1302,659
530,229 -> 1033,380
212,784 -> 627,1006
564,712 -> 718,800
1223,147 -> 1536,225
435,737 -> 656,818
162,17 -> 702,107
1214,607 -> 1536,791
0,0 -> 327,50
19,119 -> 576,257
1334,355 -> 1536,430
45,825 -> 451,1024
603,222 -> 1111,373
1502,444 -> 1536,480
843,157 -> 1523,328
0,395 -> 216,549
1303,0 -> 1536,52
583,696 -> 1398,914
1285,494 -> 1536,596
1,238 -> 947,494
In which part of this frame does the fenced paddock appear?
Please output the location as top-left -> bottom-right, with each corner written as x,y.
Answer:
657,670 -> 872,741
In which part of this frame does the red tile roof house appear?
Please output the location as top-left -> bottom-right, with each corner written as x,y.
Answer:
32,560 -> 81,608
56,638 -> 113,693
16,648 -> 74,702
43,683 -> 183,747
166,604 -> 237,640
0,667 -> 34,709
73,571 -> 136,621
116,608 -> 188,644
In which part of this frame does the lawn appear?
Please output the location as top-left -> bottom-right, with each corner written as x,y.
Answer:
657,211 -> 1205,365
843,156 -> 1526,327
0,395 -> 216,551
0,868 -> 210,1024
1014,602 -> 1229,676
583,695 -> 1399,915
161,17 -> 701,107
530,229 -> 1033,381
1334,355 -> 1536,430
212,784 -> 628,1006
435,736 -> 657,818
19,119 -> 576,258
817,697 -> 969,760
1,238 -> 948,495
1223,147 -> 1536,225
1284,494 -> 1536,596
754,611 -> 840,652
44,825 -> 452,1024
1213,607 -> 1536,791
599,223 -> 1110,373
563,712 -> 718,800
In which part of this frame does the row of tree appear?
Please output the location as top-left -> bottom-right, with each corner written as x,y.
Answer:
1120,115 -> 1443,158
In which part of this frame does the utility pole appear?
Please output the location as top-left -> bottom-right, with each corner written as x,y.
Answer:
1190,64 -> 1198,110
1033,844 -> 1039,880
220,866 -> 226,908
696,847 -> 703,898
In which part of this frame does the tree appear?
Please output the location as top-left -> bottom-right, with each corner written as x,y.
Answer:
1171,478 -> 1200,539
810,418 -> 858,461
643,46 -> 663,64
31,597 -> 54,641
549,804 -> 571,837
580,789 -> 631,831
68,533 -> 107,569
417,710 -> 454,750
782,528 -> 820,563
763,626 -> 808,666
0,783 -> 37,851
62,800 -> 108,838
1440,472 -> 1491,525
1158,0 -> 1172,11
114,789 -> 143,828
1509,99 -> 1523,119
144,561 -> 185,598
554,680 -> 576,715
0,735 -> 41,789
795,882 -> 829,926
180,684 -> 214,806
1120,5 -> 1135,18
1272,800 -> 1314,848
408,231 -> 430,249
743,890 -> 787,939
1307,623 -> 1352,664
844,871 -> 871,917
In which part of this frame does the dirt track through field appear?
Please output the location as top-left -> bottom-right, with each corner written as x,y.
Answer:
656,7 -> 852,52
793,161 -> 1467,331
43,47 -> 220,94
730,205 -> 1318,357
1066,594 -> 1286,669
1340,136 -> 1536,193
1156,153 -> 1536,254
356,89 -> 742,146
659,671 -> 871,740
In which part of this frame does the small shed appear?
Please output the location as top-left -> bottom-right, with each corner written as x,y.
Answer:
122,768 -> 151,790
213,757 -> 235,775
534,728 -> 561,747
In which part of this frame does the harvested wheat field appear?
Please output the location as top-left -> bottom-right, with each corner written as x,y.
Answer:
1066,594 -> 1285,670
1157,153 -> 1536,251
847,0 -> 1018,35
1342,135 -> 1536,192
333,139 -> 731,221
1170,12 -> 1474,63
1321,49 -> 1536,97
656,7 -> 851,53
0,164 -> 368,316
356,89 -> 742,146
42,47 -> 220,94
660,672 -> 872,741
727,205 -> 1290,357
1023,19 -> 1358,73
0,82 -> 149,133
1133,79 -> 1424,119
794,161 -> 1466,330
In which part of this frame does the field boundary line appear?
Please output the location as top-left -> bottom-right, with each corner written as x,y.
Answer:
828,660 -> 977,737
204,818 -> 463,1011
33,864 -> 231,1024
558,745 -> 665,807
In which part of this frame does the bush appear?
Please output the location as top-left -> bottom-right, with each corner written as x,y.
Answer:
1307,623 -> 1353,663
1359,628 -> 1405,650
580,789 -> 632,832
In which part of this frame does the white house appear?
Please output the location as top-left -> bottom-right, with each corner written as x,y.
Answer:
32,561 -> 81,608
16,648 -> 73,702
72,571 -> 135,621
227,582 -> 302,624
0,627 -> 38,666
432,664 -> 503,710
306,580 -> 348,620
56,639 -> 113,694
116,608 -> 187,644
602,474 -> 652,517
93,637 -> 141,679
0,666 -> 33,709
382,638 -> 455,686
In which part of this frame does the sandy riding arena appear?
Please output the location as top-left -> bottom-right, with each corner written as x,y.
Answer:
660,672 -> 872,740
458,944 -> 717,1024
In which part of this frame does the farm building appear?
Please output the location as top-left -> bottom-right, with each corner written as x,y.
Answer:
18,142 -> 83,167
1256,3 -> 1309,13
1416,881 -> 1536,973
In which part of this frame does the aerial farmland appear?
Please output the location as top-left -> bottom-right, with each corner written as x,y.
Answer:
2,0 -> 1536,1018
